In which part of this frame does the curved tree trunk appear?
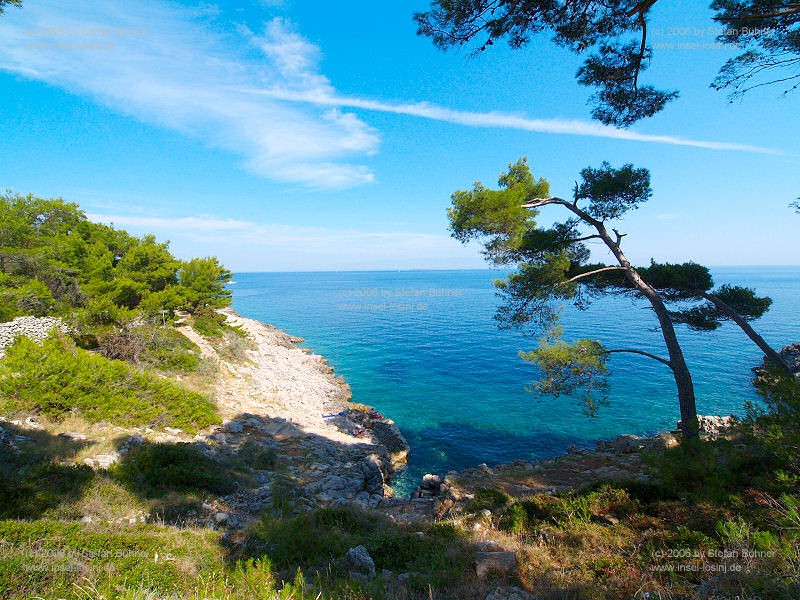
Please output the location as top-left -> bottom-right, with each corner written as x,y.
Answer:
697,290 -> 790,374
595,228 -> 699,439
523,197 -> 700,439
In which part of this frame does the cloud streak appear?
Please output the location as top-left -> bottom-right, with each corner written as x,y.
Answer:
0,0 -> 783,195
240,89 -> 784,155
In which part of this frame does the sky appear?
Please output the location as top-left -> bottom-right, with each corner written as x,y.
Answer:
0,0 -> 798,272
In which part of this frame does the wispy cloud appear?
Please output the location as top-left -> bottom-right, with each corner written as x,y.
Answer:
0,0 -> 784,195
86,211 -> 479,271
240,89 -> 784,155
0,1 -> 377,187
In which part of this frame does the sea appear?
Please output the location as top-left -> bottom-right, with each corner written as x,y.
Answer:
231,267 -> 800,494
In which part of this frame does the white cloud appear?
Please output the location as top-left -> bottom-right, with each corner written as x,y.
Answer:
241,89 -> 784,155
0,0 -> 781,196
0,1 -> 377,187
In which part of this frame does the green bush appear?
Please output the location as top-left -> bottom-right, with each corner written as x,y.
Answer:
0,462 -> 94,519
0,335 -> 219,433
499,503 -> 528,534
242,507 -> 470,587
646,437 -> 778,504
467,488 -> 513,513
111,443 -> 236,497
192,306 -> 229,338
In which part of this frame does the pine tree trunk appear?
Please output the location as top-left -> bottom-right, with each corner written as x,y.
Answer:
594,225 -> 699,439
698,290 -> 790,374
643,291 -> 699,439
528,197 -> 701,440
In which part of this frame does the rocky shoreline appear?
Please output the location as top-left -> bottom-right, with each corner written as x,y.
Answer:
0,311 -> 779,529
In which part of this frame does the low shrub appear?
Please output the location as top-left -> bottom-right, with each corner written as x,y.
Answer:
111,442 -> 236,497
467,488 -> 513,513
0,335 -> 219,433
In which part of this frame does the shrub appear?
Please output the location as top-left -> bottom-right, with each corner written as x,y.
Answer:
111,443 -> 236,497
242,507 -> 470,588
499,503 -> 528,534
0,462 -> 94,519
192,306 -> 229,338
467,488 -> 513,513
0,335 -> 219,432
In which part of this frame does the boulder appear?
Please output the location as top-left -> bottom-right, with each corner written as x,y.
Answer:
779,343 -> 800,375
475,552 -> 518,579
370,420 -> 409,469
421,473 -> 442,493
223,420 -> 243,434
596,434 -> 644,453
484,586 -> 537,600
345,545 -> 375,577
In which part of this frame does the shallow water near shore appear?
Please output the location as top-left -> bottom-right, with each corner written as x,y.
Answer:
231,267 -> 800,495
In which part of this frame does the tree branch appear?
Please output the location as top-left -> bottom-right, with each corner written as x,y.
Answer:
604,348 -> 671,367
560,266 -> 625,285
694,289 -> 790,372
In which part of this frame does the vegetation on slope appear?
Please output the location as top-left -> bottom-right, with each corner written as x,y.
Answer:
0,192 -> 232,322
0,335 -> 219,432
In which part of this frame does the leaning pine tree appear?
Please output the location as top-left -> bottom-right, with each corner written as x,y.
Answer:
448,158 -> 782,440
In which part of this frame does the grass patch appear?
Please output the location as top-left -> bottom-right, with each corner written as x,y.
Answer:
0,335 -> 220,433
0,520 -> 324,599
237,507 -> 473,591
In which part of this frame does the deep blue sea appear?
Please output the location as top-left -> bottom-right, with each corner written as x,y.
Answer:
231,268 -> 800,494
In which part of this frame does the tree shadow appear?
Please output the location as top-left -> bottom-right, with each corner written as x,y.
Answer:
0,420 -> 95,519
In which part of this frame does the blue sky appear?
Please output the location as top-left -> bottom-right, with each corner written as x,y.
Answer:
0,0 -> 797,272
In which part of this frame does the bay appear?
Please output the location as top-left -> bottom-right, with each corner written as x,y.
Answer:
231,267 -> 800,493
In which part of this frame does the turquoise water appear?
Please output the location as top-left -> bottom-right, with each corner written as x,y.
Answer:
231,268 -> 800,493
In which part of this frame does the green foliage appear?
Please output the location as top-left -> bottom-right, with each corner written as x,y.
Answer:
235,439 -> 278,471
646,436 -> 780,504
0,335 -> 219,432
577,43 -> 680,126
0,192 -> 233,322
417,1 -> 799,126
179,257 -> 233,310
750,366 -> 800,484
467,487 -> 513,513
96,321 -> 201,372
192,306 -> 230,337
111,443 -> 236,497
242,507 -> 470,588
575,162 -> 652,219
711,0 -> 800,99
499,503 -> 528,534
637,261 -> 715,299
0,0 -> 22,15
521,330 -> 609,415
0,462 -> 94,519
448,157 -> 547,265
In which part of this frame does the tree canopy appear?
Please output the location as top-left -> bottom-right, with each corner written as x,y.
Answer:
0,192 -> 232,322
0,1 -> 21,15
416,1 -> 800,126
447,158 -> 783,437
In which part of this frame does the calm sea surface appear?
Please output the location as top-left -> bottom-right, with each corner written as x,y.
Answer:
231,267 -> 800,493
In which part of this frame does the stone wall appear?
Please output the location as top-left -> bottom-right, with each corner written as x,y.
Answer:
0,316 -> 66,358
